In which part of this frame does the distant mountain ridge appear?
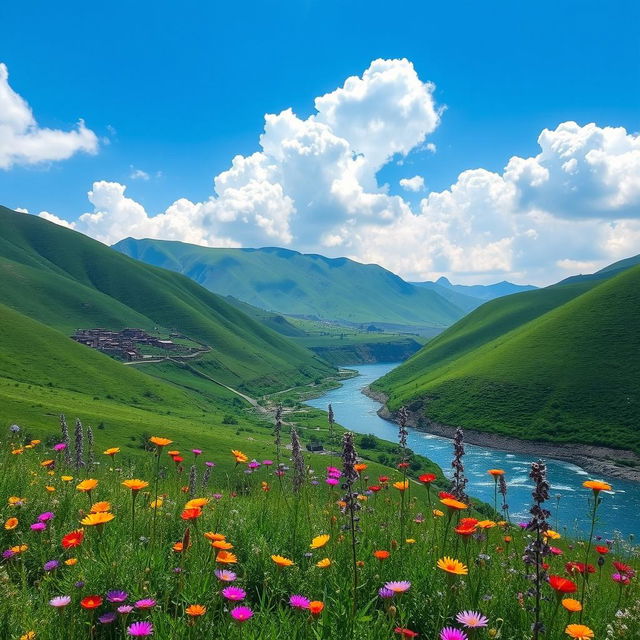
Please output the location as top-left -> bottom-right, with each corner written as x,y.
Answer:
112,238 -> 467,333
412,276 -> 537,303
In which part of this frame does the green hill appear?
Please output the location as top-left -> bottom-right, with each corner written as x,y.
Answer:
0,206 -> 334,395
112,238 -> 466,332
373,264 -> 640,453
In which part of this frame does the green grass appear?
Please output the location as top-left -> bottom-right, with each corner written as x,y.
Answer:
373,265 -> 640,453
0,206 -> 335,395
113,237 -> 466,330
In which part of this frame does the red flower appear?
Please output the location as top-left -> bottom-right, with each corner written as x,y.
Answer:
368,485 -> 382,493
419,473 -> 436,484
181,508 -> 202,521
61,529 -> 85,549
595,545 -> 609,554
397,462 -> 410,469
548,575 -> 578,593
378,476 -> 389,483
81,595 -> 103,609
613,561 -> 635,575
565,562 -> 595,575
395,628 -> 419,638
438,491 -> 456,500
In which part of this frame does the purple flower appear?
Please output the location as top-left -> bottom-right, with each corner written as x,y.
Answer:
3,549 -> 15,560
378,587 -> 395,599
43,560 -> 60,572
262,460 -> 273,466
192,449 -> 202,456
99,612 -> 117,624
456,611 -> 489,628
221,586 -> 246,601
107,590 -> 128,603
74,581 -> 85,589
212,493 -> 223,500
53,443 -> 67,451
205,461 -> 215,468
31,522 -> 47,532
230,606 -> 253,622
289,594 -> 310,609
127,621 -> 153,636
118,605 -> 134,615
135,598 -> 156,609
49,595 -> 71,608
440,628 -> 468,640
38,511 -> 55,522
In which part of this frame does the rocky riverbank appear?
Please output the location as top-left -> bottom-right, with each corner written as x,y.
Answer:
362,387 -> 640,482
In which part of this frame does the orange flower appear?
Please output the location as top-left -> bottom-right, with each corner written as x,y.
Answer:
80,595 -> 103,609
354,463 -> 367,472
432,509 -> 444,517
310,534 -> 330,549
393,480 -> 409,491
316,557 -> 331,568
181,507 -> 202,520
437,556 -> 468,575
186,604 -> 207,617
216,550 -> 237,564
103,447 -> 120,456
61,476 -> 73,482
80,512 -> 115,526
64,557 -> 78,566
150,436 -> 173,447
185,498 -> 209,509
76,479 -> 98,492
440,497 -> 467,510
122,479 -> 149,492
309,601 -> 324,615
562,598 -> 582,613
231,449 -> 248,464
582,480 -> 612,493
45,486 -> 56,493
4,517 -> 18,530
271,554 -> 294,567
62,529 -> 85,549
40,459 -> 55,468
488,469 -> 505,476
455,523 -> 477,536
20,632 -> 36,640
204,532 -> 226,542
565,624 -> 594,639
212,540 -> 234,550
10,544 -> 28,554
90,501 -> 112,513
373,550 -> 390,560
168,450 -> 181,457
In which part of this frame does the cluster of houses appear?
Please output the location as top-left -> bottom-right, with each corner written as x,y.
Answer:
71,328 -> 178,361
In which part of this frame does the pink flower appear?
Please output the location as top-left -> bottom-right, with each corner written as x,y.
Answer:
384,581 -> 411,594
221,586 -> 246,601
214,569 -> 237,582
455,611 -> 489,628
440,628 -> 468,640
230,606 -> 253,622
31,522 -> 47,531
325,477 -> 339,486
289,594 -> 311,609
134,598 -> 156,609
127,621 -> 153,636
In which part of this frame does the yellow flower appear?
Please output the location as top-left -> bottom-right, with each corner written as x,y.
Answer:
90,501 -> 111,513
477,520 -> 496,529
565,624 -> 594,640
11,449 -> 23,455
150,498 -> 163,509
545,529 -> 561,540
20,632 -> 36,640
393,480 -> 409,491
45,486 -> 56,493
61,476 -> 73,482
440,497 -> 468,510
185,498 -> 209,509
103,447 -> 120,456
150,436 -> 173,447
80,512 -> 115,526
76,479 -> 98,492
582,480 -> 612,492
4,517 -> 18,530
122,479 -> 149,492
405,538 -> 416,544
30,440 -> 41,446
11,544 -> 28,553
271,554 -> 294,567
40,459 -> 55,467
8,496 -> 25,506
231,449 -> 248,463
65,558 -> 78,566
316,557 -> 332,568
432,509 -> 444,517
437,556 -> 468,575
310,534 -> 330,549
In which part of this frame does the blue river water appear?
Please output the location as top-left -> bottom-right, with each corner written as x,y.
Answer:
307,362 -> 640,540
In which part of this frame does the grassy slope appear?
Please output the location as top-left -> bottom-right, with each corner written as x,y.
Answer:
112,238 -> 465,329
374,266 -> 640,452
0,207 -> 334,394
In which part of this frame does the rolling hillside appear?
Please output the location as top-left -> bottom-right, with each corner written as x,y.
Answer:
373,264 -> 640,453
0,206 -> 334,395
112,238 -> 466,332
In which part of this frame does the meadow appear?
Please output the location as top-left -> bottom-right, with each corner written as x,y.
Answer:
0,418 -> 637,640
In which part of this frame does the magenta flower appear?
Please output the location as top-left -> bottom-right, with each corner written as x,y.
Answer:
455,611 -> 489,628
192,449 -> 202,456
613,573 -> 631,585
134,598 -> 156,609
384,581 -> 411,594
326,466 -> 341,477
214,569 -> 237,582
128,621 -> 153,636
262,460 -> 273,466
325,477 -> 339,486
440,628 -> 468,640
205,461 -> 215,468
38,511 -> 55,522
378,587 -> 395,599
221,586 -> 246,601
49,595 -> 71,608
31,522 -> 47,532
230,606 -> 253,622
53,443 -> 67,451
107,590 -> 128,603
289,594 -> 311,609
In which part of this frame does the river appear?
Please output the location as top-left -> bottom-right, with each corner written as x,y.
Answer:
306,362 -> 640,540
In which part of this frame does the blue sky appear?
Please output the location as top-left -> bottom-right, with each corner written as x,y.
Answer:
1,0 -> 639,284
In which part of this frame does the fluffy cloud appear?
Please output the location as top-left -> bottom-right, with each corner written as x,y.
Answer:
0,63 -> 98,169
399,175 -> 425,192
38,58 -> 640,285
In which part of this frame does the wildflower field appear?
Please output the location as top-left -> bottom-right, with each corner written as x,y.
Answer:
1,418 -> 638,640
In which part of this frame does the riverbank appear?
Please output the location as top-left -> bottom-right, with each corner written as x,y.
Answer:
363,387 -> 640,482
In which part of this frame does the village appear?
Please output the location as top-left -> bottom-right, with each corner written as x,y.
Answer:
71,327 -> 200,362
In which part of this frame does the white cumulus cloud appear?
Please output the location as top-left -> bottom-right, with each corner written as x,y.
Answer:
399,175 -> 425,192
0,63 -> 98,169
